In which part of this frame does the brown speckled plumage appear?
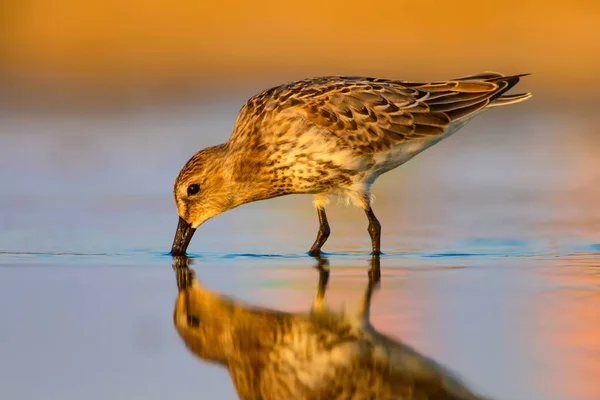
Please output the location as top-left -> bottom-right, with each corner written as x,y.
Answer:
170,72 -> 531,256
173,258 -> 496,400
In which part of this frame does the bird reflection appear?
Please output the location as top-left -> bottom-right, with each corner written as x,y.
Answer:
172,256 -> 492,400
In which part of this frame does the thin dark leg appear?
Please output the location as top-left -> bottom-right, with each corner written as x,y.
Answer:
368,254 -> 381,283
365,206 -> 381,256
311,256 -> 330,314
315,257 -> 330,298
360,255 -> 381,322
308,208 -> 331,257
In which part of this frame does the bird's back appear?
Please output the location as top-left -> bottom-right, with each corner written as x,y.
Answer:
224,73 -> 531,194
228,72 -> 530,152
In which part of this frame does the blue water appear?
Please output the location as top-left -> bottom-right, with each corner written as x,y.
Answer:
1,102 -> 599,400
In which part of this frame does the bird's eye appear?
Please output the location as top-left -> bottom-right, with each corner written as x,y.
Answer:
187,184 -> 200,196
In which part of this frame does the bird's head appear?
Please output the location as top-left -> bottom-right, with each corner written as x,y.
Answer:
170,145 -> 232,256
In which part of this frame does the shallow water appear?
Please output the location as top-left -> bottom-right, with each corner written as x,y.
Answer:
1,102 -> 599,400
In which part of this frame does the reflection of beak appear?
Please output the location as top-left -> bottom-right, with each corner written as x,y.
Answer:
171,217 -> 196,256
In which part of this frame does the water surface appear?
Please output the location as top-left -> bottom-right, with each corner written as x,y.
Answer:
1,102 -> 599,400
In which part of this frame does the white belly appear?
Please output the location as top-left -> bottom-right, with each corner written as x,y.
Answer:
370,119 -> 470,178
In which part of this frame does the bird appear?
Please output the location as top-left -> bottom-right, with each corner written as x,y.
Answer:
172,256 -> 496,400
170,72 -> 531,256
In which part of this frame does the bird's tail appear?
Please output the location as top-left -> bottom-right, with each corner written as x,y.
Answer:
454,71 -> 533,108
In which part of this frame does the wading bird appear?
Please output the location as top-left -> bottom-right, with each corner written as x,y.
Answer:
170,72 -> 531,256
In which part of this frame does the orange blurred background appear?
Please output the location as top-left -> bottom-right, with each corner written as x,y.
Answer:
1,0 -> 599,108
1,3 -> 599,399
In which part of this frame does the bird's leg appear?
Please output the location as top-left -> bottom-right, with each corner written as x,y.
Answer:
368,254 -> 381,283
311,256 -> 330,314
364,206 -> 382,256
362,255 -> 381,315
351,255 -> 381,326
308,207 -> 331,257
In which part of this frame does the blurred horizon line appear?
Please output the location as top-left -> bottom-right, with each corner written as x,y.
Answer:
0,70 -> 581,113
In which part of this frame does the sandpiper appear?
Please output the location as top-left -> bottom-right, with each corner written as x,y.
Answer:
173,257 -> 494,399
171,72 -> 531,256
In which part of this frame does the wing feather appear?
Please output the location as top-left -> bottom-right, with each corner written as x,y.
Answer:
229,73 -> 531,153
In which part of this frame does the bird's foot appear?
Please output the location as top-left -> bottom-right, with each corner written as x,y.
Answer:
308,247 -> 325,258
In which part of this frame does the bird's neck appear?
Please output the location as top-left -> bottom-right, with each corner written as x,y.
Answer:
220,144 -> 286,208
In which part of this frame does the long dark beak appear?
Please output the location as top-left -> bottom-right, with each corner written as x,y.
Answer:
170,217 -> 196,256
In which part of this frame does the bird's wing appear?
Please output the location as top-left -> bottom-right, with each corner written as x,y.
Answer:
230,73 -> 530,153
